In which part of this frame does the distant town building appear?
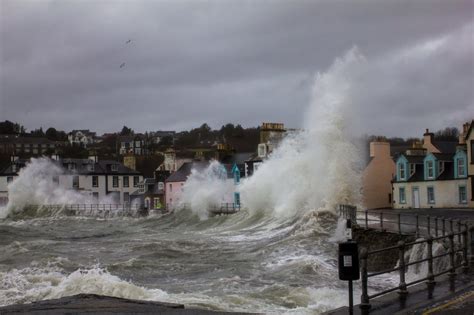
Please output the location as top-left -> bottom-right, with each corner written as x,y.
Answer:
130,178 -> 165,210
68,130 -> 98,148
119,135 -> 148,155
0,135 -> 59,155
0,155 -> 143,206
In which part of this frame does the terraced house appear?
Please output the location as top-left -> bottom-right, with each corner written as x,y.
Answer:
393,121 -> 473,209
0,156 -> 143,205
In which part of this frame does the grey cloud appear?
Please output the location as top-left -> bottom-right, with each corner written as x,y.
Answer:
1,0 -> 473,135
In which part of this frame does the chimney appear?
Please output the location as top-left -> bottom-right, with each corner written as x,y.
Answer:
51,154 -> 60,161
88,155 -> 98,163
369,141 -> 390,158
459,122 -> 470,144
423,128 -> 434,144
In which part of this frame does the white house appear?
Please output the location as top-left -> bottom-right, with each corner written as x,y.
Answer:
68,130 -> 97,148
0,156 -> 143,206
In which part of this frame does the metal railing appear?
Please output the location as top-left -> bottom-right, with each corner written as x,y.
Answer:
338,205 -> 470,238
166,202 -> 242,215
209,203 -> 241,215
337,205 -> 473,311
28,203 -> 147,218
359,229 -> 469,310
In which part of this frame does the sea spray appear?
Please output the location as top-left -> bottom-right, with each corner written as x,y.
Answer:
180,160 -> 235,220
1,158 -> 114,219
239,50 -> 364,217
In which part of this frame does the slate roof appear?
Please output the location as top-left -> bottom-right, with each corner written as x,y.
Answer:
0,158 -> 141,176
407,163 -> 425,182
431,153 -> 453,161
220,152 -> 254,165
165,161 -> 209,183
432,141 -> 458,154
405,155 -> 425,164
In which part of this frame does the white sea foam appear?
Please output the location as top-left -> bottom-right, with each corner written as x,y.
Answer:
0,265 -> 169,307
1,158 -> 115,219
180,160 -> 235,220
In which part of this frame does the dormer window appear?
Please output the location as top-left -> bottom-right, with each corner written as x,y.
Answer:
88,163 -> 95,172
69,163 -> 76,171
457,158 -> 466,177
426,160 -> 434,179
111,164 -> 118,172
399,163 -> 406,180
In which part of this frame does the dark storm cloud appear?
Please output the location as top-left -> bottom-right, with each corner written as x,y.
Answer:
1,0 -> 473,136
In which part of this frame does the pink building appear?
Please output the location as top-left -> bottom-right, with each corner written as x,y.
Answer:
164,161 -> 208,209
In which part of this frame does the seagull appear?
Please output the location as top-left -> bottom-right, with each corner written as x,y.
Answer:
120,62 -> 126,68
126,39 -> 132,44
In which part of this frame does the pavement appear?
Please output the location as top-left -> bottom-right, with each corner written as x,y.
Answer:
0,294 -> 259,315
324,269 -> 474,315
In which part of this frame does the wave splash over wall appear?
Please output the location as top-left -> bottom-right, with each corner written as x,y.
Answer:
182,50 -> 364,219
0,158 -> 114,219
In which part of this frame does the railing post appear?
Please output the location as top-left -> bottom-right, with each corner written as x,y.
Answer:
398,241 -> 408,297
380,212 -> 384,231
469,226 -> 474,267
365,210 -> 368,229
442,217 -> 446,236
426,236 -> 436,289
398,213 -> 402,235
462,229 -> 469,273
435,217 -> 438,237
449,219 -> 454,234
457,220 -> 462,244
448,233 -> 456,281
427,216 -> 431,236
415,215 -> 419,237
359,247 -> 371,311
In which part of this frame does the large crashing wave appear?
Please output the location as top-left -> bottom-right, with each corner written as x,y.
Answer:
183,50 -> 365,218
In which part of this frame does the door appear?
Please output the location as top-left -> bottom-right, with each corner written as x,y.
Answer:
412,187 -> 420,208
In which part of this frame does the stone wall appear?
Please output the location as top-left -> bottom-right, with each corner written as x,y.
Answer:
353,227 -> 415,271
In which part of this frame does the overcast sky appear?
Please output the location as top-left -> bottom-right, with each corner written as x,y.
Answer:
1,0 -> 473,137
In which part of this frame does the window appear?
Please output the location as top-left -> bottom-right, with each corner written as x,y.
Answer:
427,187 -> 435,204
399,163 -> 406,180
123,192 -> 130,203
113,176 -> 119,188
399,187 -> 406,204
133,176 -> 139,187
459,186 -> 467,204
234,192 -> 240,205
73,176 -> 79,189
88,163 -> 95,172
92,192 -> 99,199
7,176 -> 13,184
92,176 -> 98,187
111,164 -> 118,172
69,163 -> 76,171
169,183 -> 172,192
427,160 -> 434,179
457,158 -> 466,177
123,176 -> 129,187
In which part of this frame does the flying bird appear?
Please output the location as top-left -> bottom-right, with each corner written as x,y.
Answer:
119,63 -> 126,69
126,39 -> 132,44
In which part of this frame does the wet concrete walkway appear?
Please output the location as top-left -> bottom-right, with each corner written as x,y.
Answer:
325,270 -> 473,315
0,294 -> 259,315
